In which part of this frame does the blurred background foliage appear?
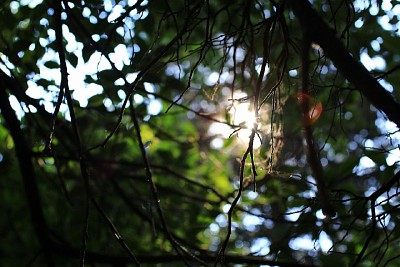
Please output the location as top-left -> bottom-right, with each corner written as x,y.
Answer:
1,0 -> 400,266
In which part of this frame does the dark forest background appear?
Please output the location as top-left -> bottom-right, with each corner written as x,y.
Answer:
1,0 -> 400,266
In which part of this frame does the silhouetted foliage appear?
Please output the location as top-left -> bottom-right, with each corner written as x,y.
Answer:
1,0 -> 400,266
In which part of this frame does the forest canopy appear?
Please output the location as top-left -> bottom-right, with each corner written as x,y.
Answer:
1,0 -> 400,266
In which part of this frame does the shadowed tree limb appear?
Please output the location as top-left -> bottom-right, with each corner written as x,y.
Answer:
50,242 -> 317,267
0,84 -> 53,265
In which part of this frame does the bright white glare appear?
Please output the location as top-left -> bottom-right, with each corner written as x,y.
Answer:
208,123 -> 231,138
378,15 -> 394,31
209,223 -> 219,233
138,9 -> 149,19
215,214 -> 227,227
147,99 -> 162,115
354,18 -> 364,28
289,69 -> 297,77
92,34 -> 100,42
222,204 -> 231,213
126,72 -> 139,83
134,94 -> 144,104
104,0 -> 113,12
372,57 -> 386,70
107,3 -> 125,22
387,149 -> 400,166
109,44 -> 131,70
206,72 -> 220,86
364,186 -> 377,198
285,206 -> 304,222
26,81 -> 45,99
31,48 -> 112,109
360,52 -> 386,71
39,37 -> 49,47
319,231 -> 333,253
117,90 -> 126,100
0,56 -> 14,76
394,4 -> 400,16
10,1 -> 19,14
373,111 -> 400,166
82,7 -> 91,18
144,82 -> 155,94
210,137 -> 224,149
43,101 -> 55,113
289,234 -> 314,250
250,238 -> 270,255
20,0 -> 42,8
128,0 -> 138,5
263,9 -> 271,18
379,79 -> 393,93
354,155 -> 377,176
165,63 -> 185,79
73,83 -> 103,106
140,83 -> 162,115
360,156 -> 376,168
103,98 -> 115,112
369,4 -> 379,16
229,92 -> 257,128
62,25 -> 81,52
315,209 -> 325,220
360,53 -> 373,70
370,40 -> 380,51
114,78 -> 125,86
233,47 -> 245,62
384,127 -> 400,165
22,103 -> 37,113
8,95 -> 24,120
88,52 -> 112,72
255,63 -> 270,76
384,120 -> 398,132
353,0 -> 369,11
246,191 -> 258,199
208,91 -> 261,149
242,214 -> 263,231
132,44 -> 140,52
364,139 -> 374,148
368,202 -> 391,227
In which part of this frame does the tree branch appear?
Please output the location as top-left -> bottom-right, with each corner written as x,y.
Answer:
51,243 -> 317,267
0,83 -> 53,265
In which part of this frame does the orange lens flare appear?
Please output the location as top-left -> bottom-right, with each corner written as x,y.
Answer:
296,93 -> 323,126
304,102 -> 322,126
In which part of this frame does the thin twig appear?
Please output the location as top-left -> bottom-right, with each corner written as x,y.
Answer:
215,130 -> 256,266
91,198 -> 141,266
129,98 -> 206,266
55,2 -> 91,265
352,199 -> 376,266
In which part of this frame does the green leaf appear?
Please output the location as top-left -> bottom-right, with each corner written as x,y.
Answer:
67,53 -> 78,67
44,60 -> 59,69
